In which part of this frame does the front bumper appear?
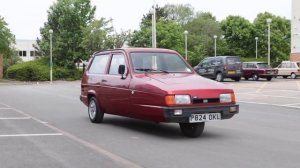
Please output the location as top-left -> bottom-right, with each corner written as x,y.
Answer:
164,105 -> 239,123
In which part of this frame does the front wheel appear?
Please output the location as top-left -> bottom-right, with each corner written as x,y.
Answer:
266,77 -> 272,81
233,77 -> 241,82
252,74 -> 259,81
179,122 -> 205,138
88,97 -> 104,123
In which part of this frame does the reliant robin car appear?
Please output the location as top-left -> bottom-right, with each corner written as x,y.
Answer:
80,48 -> 239,137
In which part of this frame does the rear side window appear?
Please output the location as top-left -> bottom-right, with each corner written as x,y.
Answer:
226,57 -> 241,65
89,55 -> 109,74
297,63 -> 300,68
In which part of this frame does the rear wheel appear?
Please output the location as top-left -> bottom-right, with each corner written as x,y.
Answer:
244,77 -> 249,80
291,73 -> 297,79
179,122 -> 205,138
266,77 -> 272,81
216,73 -> 224,82
88,97 -> 104,123
283,76 -> 288,79
252,74 -> 259,81
233,77 -> 241,82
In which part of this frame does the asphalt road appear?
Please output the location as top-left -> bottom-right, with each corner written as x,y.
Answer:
0,79 -> 300,168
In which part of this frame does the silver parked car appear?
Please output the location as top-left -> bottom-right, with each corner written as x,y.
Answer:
275,61 -> 300,79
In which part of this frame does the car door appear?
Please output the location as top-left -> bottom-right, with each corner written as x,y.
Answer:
87,54 -> 110,111
197,59 -> 211,78
101,52 -> 131,116
242,63 -> 250,78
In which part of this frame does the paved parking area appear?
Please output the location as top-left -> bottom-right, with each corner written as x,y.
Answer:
0,79 -> 300,168
228,79 -> 300,108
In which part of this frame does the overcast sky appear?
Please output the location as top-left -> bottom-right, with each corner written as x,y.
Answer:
0,0 -> 291,40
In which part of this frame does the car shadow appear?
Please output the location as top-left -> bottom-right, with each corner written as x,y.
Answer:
97,115 -> 226,140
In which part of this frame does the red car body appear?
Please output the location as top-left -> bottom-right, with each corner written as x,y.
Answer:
80,48 -> 239,137
242,62 -> 278,81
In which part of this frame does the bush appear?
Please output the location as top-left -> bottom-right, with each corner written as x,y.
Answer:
6,57 -> 82,81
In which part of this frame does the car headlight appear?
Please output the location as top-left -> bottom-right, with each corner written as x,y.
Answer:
165,95 -> 191,105
220,93 -> 235,103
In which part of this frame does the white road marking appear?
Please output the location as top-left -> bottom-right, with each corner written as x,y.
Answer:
0,101 -> 143,168
0,108 -> 12,110
0,133 -> 63,137
237,93 -> 300,100
238,101 -> 300,109
297,81 -> 300,90
0,117 -> 31,120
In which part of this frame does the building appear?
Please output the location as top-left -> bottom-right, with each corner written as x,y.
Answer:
291,0 -> 300,61
14,40 -> 39,62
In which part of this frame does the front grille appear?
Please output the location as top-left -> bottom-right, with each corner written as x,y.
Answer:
192,98 -> 220,104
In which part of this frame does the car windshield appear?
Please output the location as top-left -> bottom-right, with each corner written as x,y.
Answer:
130,52 -> 192,73
257,63 -> 271,69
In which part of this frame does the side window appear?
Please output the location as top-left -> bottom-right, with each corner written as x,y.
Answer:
109,54 -> 127,75
89,55 -> 109,74
242,63 -> 247,68
290,63 -> 296,68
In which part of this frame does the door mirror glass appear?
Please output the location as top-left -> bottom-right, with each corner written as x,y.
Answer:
118,65 -> 125,75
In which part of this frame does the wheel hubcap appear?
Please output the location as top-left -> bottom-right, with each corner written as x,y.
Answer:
89,100 -> 96,119
217,74 -> 221,81
291,74 -> 296,79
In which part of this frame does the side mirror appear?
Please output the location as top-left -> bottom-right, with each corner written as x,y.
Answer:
118,65 -> 126,79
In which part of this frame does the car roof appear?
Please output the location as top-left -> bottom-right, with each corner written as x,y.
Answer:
243,62 -> 267,64
93,48 -> 178,55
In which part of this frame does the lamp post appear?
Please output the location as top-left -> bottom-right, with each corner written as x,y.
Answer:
184,30 -> 188,60
266,18 -> 272,65
152,0 -> 156,48
213,35 -> 217,57
49,29 -> 53,84
255,37 -> 258,59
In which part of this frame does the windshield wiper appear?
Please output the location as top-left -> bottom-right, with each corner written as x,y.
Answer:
135,68 -> 169,73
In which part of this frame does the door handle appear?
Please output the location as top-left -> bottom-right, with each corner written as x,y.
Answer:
101,79 -> 107,82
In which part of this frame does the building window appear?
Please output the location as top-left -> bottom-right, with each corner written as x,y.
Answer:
18,51 -> 23,56
23,51 -> 27,57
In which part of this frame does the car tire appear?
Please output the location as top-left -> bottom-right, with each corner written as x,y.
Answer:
266,77 -> 272,81
244,77 -> 249,80
291,73 -> 297,79
283,76 -> 288,79
179,122 -> 205,138
234,77 -> 241,82
252,74 -> 259,81
216,73 -> 224,82
88,97 -> 104,123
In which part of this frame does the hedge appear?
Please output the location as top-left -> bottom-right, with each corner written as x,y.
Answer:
6,58 -> 82,81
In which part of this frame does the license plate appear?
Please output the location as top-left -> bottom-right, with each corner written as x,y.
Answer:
189,113 -> 221,123
228,71 -> 236,74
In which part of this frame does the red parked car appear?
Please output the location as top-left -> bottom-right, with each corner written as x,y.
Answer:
242,62 -> 278,81
80,48 -> 239,137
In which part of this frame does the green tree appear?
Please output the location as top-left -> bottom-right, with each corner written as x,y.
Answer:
80,18 -> 113,56
184,12 -> 224,65
0,16 -> 20,73
163,4 -> 194,25
130,18 -> 184,53
37,0 -> 96,68
253,12 -> 290,65
221,15 -> 254,57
